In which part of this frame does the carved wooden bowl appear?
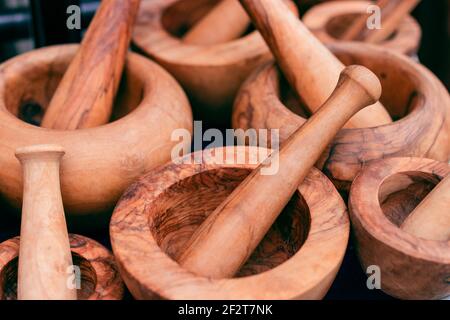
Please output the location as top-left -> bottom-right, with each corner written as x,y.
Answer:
0,234 -> 124,300
132,0 -> 295,126
349,157 -> 449,300
0,44 -> 193,226
110,146 -> 349,299
233,42 -> 450,192
303,1 -> 422,57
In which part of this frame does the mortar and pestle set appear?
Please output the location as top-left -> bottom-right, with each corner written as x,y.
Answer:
109,0 -> 449,300
303,0 -> 422,57
0,0 -> 192,299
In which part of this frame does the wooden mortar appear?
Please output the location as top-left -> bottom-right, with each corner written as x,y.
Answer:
349,157 -> 449,300
0,234 -> 124,300
132,0 -> 297,126
303,1 -> 422,57
233,42 -> 450,192
0,45 -> 193,226
110,146 -> 349,299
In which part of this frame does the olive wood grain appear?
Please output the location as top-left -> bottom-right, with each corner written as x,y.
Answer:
401,175 -> 450,241
0,234 -> 124,300
302,1 -> 421,56
349,157 -> 449,299
41,0 -> 141,130
183,0 -> 250,45
340,0 -> 420,43
15,145 -> 75,300
178,65 -> 381,278
239,0 -> 392,129
110,146 -> 349,299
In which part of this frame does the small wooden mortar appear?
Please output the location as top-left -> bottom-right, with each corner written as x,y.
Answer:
110,146 -> 349,299
233,42 -> 450,192
349,157 -> 449,300
0,234 -> 124,300
303,1 -> 422,56
132,0 -> 296,126
0,45 -> 193,226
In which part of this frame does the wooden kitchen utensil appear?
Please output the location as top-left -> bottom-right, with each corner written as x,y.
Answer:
0,234 -> 124,300
177,65 -> 381,278
15,144 -> 75,300
401,175 -> 450,241
233,42 -> 450,192
41,0 -> 141,130
0,45 -> 192,225
132,0 -> 297,127
303,1 -> 421,56
183,0 -> 250,45
340,0 -> 421,43
238,0 -> 391,129
110,146 -> 349,299
349,157 -> 449,299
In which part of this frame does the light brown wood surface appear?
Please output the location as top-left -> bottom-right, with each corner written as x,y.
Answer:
178,65 -> 381,278
41,0 -> 141,130
0,234 -> 124,300
132,0 -> 297,127
349,157 -> 450,299
15,144 -> 76,300
110,146 -> 349,299
183,0 -> 250,45
340,0 -> 420,43
401,175 -> 450,241
302,1 -> 422,56
239,0 -> 391,129
0,45 -> 193,224
232,42 -> 450,192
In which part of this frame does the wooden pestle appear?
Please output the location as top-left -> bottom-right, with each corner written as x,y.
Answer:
183,0 -> 250,45
340,0 -> 421,43
238,0 -> 391,129
41,0 -> 141,130
178,65 -> 382,278
401,175 -> 450,241
15,145 -> 76,300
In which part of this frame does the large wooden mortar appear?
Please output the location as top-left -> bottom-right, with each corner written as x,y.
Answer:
110,146 -> 349,299
0,45 -> 193,226
132,0 -> 296,127
233,42 -> 450,192
303,1 -> 422,57
0,234 -> 124,300
349,157 -> 449,300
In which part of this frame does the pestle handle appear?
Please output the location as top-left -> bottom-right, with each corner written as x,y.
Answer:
183,0 -> 250,45
41,0 -> 141,130
178,65 -> 382,278
401,174 -> 450,241
340,0 -> 421,43
15,145 -> 76,300
238,0 -> 391,129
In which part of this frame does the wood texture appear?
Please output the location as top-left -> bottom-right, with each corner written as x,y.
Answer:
41,0 -> 141,130
340,0 -> 420,43
349,157 -> 450,300
0,45 -> 193,223
232,42 -> 450,192
183,0 -> 250,45
239,0 -> 392,129
303,0 -> 422,56
177,65 -> 380,278
110,146 -> 349,299
132,0 -> 297,127
0,234 -> 124,300
15,144 -> 75,300
401,175 -> 450,241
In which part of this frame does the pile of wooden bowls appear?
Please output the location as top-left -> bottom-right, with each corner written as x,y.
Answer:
0,0 -> 448,300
